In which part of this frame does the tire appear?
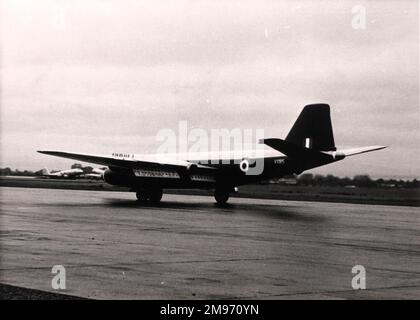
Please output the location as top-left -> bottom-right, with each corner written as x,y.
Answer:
214,189 -> 229,205
148,189 -> 163,204
136,191 -> 148,202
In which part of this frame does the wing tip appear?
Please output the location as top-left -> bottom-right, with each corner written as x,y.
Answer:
374,145 -> 388,151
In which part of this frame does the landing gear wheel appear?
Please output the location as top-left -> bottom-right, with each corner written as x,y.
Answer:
214,189 -> 229,205
149,189 -> 163,204
136,191 -> 148,202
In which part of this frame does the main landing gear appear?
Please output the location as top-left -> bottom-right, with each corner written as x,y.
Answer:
214,186 -> 238,205
214,188 -> 230,205
136,188 -> 163,204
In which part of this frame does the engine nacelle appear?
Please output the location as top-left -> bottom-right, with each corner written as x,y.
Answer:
104,169 -> 133,187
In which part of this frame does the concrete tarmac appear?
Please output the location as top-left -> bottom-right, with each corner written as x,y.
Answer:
1,187 -> 419,299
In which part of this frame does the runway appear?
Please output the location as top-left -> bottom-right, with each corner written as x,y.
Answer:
1,187 -> 419,299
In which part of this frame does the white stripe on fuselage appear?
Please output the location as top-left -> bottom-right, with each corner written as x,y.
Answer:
113,147 -> 283,165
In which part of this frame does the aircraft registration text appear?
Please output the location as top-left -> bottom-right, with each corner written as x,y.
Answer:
133,169 -> 180,179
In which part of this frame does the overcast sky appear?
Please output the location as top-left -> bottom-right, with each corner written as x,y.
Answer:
1,0 -> 418,178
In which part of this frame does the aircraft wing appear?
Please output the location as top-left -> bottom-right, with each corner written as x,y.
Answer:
37,150 -> 216,171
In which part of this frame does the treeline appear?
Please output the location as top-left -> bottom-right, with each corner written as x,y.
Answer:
0,166 -> 419,189
0,163 -> 101,176
293,173 -> 420,189
0,168 -> 37,176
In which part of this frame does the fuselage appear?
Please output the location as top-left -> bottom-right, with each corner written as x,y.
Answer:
103,151 -> 339,190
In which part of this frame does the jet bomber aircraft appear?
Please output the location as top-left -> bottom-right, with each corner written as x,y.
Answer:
38,104 -> 386,204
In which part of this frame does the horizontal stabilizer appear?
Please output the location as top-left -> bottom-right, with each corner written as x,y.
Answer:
337,146 -> 387,157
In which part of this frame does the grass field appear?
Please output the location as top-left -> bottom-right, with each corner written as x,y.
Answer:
0,176 -> 418,207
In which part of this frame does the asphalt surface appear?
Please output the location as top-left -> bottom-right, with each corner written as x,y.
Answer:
1,187 -> 419,299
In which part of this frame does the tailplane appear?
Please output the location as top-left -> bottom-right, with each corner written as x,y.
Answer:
336,146 -> 387,157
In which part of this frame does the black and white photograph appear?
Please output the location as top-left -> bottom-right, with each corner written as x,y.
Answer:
0,0 -> 419,306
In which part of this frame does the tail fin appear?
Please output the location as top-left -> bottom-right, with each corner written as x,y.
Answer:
286,104 -> 336,151
260,138 -> 333,161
